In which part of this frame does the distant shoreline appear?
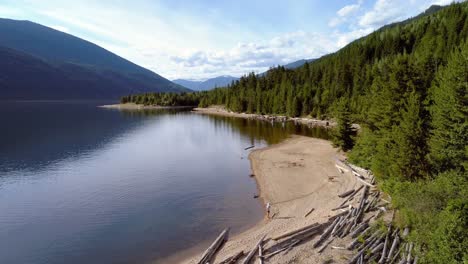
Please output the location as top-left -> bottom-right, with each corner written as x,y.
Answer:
99,103 -> 195,110
192,106 -> 337,128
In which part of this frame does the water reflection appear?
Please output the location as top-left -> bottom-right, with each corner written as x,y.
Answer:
0,102 -> 329,264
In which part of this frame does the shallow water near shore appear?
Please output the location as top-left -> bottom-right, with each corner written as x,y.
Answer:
0,101 -> 329,264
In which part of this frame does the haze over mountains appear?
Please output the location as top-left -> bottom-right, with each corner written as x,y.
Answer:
173,76 -> 239,91
174,58 -> 315,91
0,18 -> 189,100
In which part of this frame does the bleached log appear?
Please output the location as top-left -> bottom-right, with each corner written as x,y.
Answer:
357,231 -> 383,251
403,227 -> 410,237
387,234 -> 400,261
389,246 -> 402,264
318,238 -> 334,253
218,251 -> 245,264
331,217 -> 347,236
331,246 -> 346,250
272,222 -> 319,241
378,228 -> 390,264
241,235 -> 266,264
335,164 -> 350,173
350,222 -> 369,238
413,256 -> 419,264
370,242 -> 384,254
262,240 -> 299,259
347,228 -> 367,250
348,243 -> 372,264
406,242 -> 413,263
338,189 -> 355,198
329,209 -> 350,221
340,185 -> 364,206
364,193 -> 379,212
339,221 -> 355,238
197,228 -> 229,264
356,177 -> 376,187
313,217 -> 340,248
353,186 -> 369,227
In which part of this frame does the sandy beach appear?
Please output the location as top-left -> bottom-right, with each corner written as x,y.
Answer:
181,136 -> 363,264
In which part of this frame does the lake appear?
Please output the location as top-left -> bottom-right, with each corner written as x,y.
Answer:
0,102 -> 329,264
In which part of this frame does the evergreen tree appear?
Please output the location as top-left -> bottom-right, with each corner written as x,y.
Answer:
332,99 -> 354,151
429,42 -> 468,172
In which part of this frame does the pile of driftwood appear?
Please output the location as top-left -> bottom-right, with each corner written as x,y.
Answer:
196,162 -> 418,264
346,226 -> 417,264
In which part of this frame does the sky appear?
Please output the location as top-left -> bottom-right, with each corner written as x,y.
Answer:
0,0 -> 461,80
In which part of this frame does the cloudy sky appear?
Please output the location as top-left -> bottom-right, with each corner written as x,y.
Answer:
0,0 -> 459,80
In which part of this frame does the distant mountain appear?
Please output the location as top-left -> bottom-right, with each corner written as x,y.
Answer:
0,18 -> 189,100
173,75 -> 239,91
258,58 -> 315,77
283,59 -> 316,69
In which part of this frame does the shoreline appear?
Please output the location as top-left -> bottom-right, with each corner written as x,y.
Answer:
180,135 -> 362,264
99,103 -> 195,110
192,107 -> 336,128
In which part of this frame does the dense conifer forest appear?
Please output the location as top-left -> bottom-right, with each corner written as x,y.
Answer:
122,3 -> 467,262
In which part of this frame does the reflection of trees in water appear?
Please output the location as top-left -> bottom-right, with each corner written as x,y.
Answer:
116,109 -> 330,145
116,108 -> 193,118
203,115 -> 330,145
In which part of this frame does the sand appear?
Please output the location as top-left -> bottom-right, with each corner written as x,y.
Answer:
181,136 -> 362,264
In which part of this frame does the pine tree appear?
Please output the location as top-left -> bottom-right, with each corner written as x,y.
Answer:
429,42 -> 468,172
332,99 -> 354,151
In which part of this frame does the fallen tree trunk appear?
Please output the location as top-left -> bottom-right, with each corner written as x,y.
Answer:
263,240 -> 300,260
272,222 -> 319,241
318,238 -> 334,253
241,235 -> 266,264
313,217 -> 340,248
217,251 -> 244,264
197,228 -> 229,264
338,189 -> 355,198
340,185 -> 364,206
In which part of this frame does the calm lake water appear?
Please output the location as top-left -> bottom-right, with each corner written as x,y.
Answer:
0,102 -> 329,264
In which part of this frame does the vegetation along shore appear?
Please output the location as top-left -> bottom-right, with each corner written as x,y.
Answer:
124,3 -> 467,263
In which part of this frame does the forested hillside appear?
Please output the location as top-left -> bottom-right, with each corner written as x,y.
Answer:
123,3 -> 467,263
0,18 -> 188,100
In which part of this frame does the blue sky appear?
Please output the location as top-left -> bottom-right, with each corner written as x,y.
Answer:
0,0 -> 460,79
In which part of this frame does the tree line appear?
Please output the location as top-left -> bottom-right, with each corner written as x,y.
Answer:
122,3 -> 467,262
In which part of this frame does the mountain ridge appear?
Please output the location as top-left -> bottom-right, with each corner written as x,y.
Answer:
0,18 -> 189,100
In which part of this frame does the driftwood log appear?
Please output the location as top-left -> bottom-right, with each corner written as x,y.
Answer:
197,228 -> 229,264
272,222 -> 319,241
304,208 -> 315,217
217,251 -> 244,264
241,235 -> 266,264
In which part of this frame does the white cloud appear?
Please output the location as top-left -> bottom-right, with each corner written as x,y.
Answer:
169,31 -> 339,78
359,0 -> 407,27
329,0 -> 363,27
338,4 -> 361,17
